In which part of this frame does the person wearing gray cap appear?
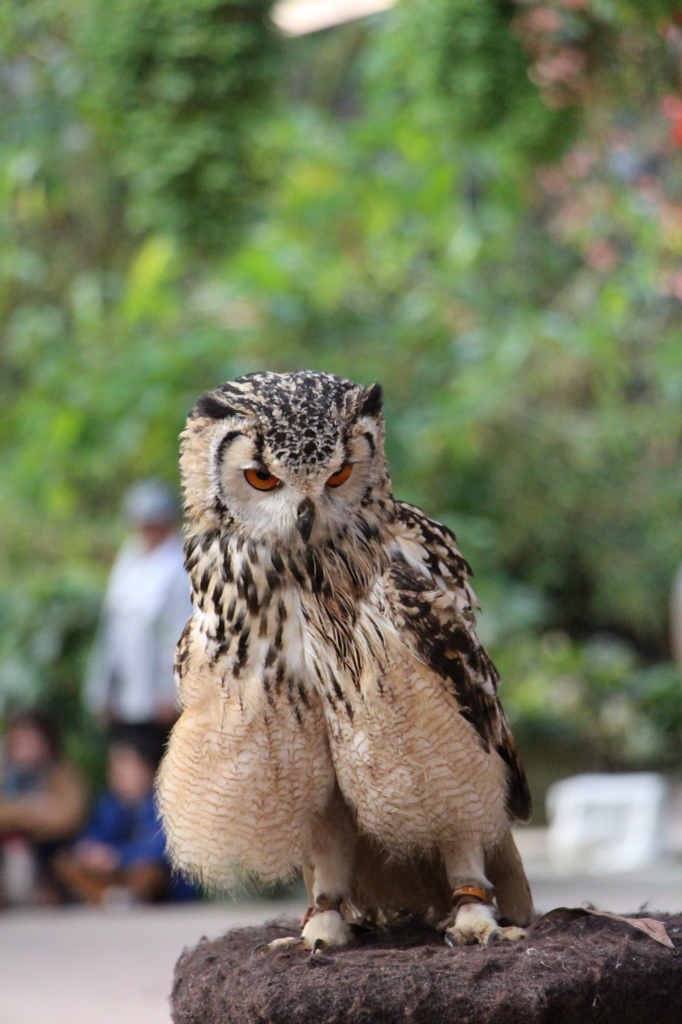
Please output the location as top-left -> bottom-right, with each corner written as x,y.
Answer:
83,480 -> 192,733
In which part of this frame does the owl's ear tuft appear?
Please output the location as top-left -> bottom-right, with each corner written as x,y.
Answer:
194,392 -> 239,420
360,382 -> 383,417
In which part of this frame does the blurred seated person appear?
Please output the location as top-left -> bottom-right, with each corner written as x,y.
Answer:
83,479 -> 192,737
0,711 -> 87,905
56,726 -> 176,905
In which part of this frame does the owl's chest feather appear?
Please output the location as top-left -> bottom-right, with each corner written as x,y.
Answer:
187,526 -> 392,722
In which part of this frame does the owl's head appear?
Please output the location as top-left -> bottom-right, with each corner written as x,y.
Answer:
180,371 -> 390,546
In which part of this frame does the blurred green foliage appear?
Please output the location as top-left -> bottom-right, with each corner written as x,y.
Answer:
78,0 -> 280,249
2,0 -> 682,795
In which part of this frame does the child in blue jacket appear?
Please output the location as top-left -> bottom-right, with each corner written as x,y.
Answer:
56,726 -> 189,904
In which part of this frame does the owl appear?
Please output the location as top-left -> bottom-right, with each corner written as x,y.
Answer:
157,370 -> 533,948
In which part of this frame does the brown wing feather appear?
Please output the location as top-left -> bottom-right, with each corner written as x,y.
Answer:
387,500 -> 531,823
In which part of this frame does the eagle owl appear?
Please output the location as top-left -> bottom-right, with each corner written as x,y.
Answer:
158,370 -> 533,947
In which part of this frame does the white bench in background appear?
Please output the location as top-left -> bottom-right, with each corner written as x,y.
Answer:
546,773 -> 667,875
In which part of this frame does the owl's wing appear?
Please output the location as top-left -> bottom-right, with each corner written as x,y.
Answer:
384,500 -> 531,823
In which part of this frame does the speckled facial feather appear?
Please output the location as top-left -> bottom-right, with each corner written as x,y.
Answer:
191,371 -> 380,470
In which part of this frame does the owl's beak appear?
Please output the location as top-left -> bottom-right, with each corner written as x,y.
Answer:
296,499 -> 315,543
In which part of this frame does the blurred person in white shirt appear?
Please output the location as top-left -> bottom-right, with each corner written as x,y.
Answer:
84,480 -> 192,734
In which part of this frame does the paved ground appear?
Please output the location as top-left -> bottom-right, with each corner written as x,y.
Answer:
2,860 -> 682,1024
0,898 -> 307,1024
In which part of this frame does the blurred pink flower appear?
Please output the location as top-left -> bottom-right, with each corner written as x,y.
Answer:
531,47 -> 586,87
585,241 -> 619,271
671,273 -> 682,300
661,95 -> 682,119
661,95 -> 682,146
537,165 -> 570,196
658,203 -> 682,250
635,175 -> 665,209
527,7 -> 564,33
563,147 -> 596,179
550,198 -> 589,239
658,270 -> 682,300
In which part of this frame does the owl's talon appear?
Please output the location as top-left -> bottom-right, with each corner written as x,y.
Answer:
265,936 -> 303,952
310,938 -> 326,955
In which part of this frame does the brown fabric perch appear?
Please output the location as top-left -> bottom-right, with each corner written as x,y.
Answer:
171,909 -> 682,1024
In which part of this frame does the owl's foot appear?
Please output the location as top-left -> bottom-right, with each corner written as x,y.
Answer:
301,908 -> 351,949
262,898 -> 351,954
443,901 -> 525,947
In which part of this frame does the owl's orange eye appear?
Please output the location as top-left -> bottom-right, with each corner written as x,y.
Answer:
245,468 -> 281,491
326,463 -> 352,488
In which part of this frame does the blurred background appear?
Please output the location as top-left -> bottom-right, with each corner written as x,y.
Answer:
3,0 -> 682,1018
